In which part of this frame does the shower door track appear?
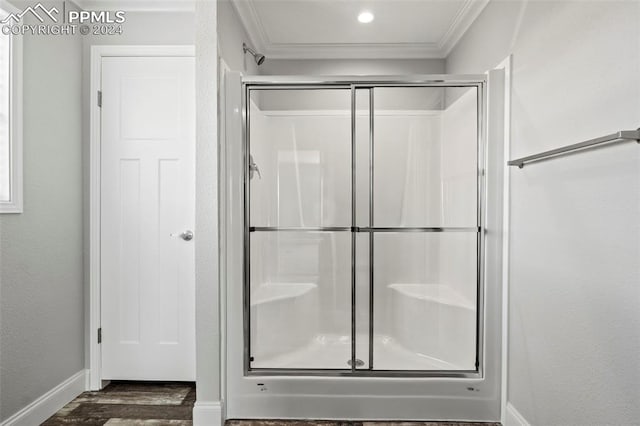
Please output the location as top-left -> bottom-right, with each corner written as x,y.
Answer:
242,76 -> 486,379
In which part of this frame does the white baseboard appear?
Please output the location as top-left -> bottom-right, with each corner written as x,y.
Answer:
1,369 -> 88,426
504,402 -> 531,426
193,400 -> 223,426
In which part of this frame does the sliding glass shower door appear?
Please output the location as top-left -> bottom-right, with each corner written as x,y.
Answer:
370,87 -> 479,371
245,81 -> 482,375
247,88 -> 354,370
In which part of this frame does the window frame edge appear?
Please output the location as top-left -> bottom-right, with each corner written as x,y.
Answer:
0,6 -> 23,214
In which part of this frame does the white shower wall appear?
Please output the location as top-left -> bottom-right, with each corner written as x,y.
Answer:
248,88 -> 478,368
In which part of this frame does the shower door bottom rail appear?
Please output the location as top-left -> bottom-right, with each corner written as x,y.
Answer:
245,368 -> 481,378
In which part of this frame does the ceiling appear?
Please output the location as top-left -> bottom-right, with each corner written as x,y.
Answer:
231,0 -> 489,59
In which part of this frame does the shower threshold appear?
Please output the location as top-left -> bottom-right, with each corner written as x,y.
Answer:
251,333 -> 459,370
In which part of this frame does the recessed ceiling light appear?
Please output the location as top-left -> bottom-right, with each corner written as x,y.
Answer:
358,11 -> 374,24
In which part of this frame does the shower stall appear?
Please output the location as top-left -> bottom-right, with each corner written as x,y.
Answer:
222,73 -> 505,421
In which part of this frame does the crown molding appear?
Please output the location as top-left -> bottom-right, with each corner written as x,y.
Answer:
438,0 -> 490,56
73,0 -> 195,12
231,0 -> 489,59
230,0 -> 268,53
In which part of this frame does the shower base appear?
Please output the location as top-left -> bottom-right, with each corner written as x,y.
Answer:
251,333 -> 459,370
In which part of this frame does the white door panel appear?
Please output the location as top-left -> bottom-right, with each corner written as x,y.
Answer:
101,56 -> 195,381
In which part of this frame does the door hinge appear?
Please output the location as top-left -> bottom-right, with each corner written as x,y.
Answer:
97,90 -> 102,108
97,327 -> 102,344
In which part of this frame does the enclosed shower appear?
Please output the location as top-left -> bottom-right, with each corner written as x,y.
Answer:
223,73 -> 504,420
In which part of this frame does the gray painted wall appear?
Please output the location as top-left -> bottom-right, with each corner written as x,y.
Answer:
447,1 -> 640,424
0,1 -> 83,421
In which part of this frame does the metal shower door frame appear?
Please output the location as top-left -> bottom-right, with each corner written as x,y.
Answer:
242,75 -> 487,378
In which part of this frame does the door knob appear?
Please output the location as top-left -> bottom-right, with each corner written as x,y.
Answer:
171,230 -> 194,241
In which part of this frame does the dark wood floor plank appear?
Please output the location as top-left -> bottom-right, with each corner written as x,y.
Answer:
68,403 -> 193,420
41,417 -> 108,425
181,387 -> 197,406
101,382 -> 195,394
74,389 -> 190,406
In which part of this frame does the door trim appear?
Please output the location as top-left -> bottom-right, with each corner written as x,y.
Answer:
88,45 -> 195,391
496,55 -> 512,425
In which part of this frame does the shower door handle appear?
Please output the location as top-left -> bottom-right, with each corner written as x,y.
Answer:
249,155 -> 261,179
170,230 -> 194,241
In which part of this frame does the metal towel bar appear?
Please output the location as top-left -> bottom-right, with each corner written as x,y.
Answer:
508,128 -> 640,168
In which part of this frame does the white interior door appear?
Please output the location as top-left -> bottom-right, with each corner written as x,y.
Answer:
100,56 -> 195,381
